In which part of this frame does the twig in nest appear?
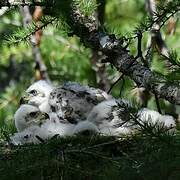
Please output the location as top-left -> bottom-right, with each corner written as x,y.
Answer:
35,135 -> 45,143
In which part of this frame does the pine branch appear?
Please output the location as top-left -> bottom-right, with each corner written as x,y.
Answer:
120,0 -> 180,45
135,0 -> 180,35
7,16 -> 57,45
1,134 -> 180,179
168,50 -> 180,68
63,8 -> 180,105
0,0 -> 47,8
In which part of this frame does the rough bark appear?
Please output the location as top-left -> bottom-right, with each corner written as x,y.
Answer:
66,10 -> 180,105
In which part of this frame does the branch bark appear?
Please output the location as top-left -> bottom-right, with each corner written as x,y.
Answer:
66,9 -> 180,105
0,1 -> 44,7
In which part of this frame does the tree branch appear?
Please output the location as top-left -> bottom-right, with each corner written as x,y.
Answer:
0,0 -> 45,8
66,9 -> 180,105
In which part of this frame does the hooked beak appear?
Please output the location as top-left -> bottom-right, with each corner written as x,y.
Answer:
20,92 -> 30,105
40,112 -> 49,120
30,112 -> 49,126
38,112 -> 49,124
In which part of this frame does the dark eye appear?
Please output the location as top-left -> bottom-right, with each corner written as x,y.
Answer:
29,111 -> 38,117
51,106 -> 56,112
29,90 -> 38,95
24,135 -> 29,139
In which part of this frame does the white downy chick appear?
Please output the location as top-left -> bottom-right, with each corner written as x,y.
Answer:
20,80 -> 54,113
74,99 -> 176,136
11,119 -> 76,145
138,108 -> 175,128
14,104 -> 49,132
12,106 -> 77,145
74,99 -> 132,136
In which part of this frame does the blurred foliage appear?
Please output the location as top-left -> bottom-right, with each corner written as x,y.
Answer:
0,0 -> 179,135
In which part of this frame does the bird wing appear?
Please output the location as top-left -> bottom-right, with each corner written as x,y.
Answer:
49,81 -> 112,121
62,81 -> 112,102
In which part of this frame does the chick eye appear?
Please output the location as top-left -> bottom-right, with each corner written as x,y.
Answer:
29,111 -> 38,117
51,106 -> 56,112
29,90 -> 38,96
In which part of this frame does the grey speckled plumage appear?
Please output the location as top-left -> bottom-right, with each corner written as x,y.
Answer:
75,99 -> 135,135
49,81 -> 112,123
73,99 -> 176,136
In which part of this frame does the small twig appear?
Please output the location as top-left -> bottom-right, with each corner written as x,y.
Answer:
119,77 -> 125,97
108,54 -> 137,94
35,135 -> 45,143
153,90 -> 162,114
136,31 -> 148,67
78,139 -> 120,151
136,32 -> 143,59
9,16 -> 57,45
107,73 -> 124,94
144,39 -> 153,65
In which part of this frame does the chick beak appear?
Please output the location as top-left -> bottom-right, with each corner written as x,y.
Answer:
19,93 -> 30,105
38,113 -> 49,126
40,112 -> 49,121
44,113 -> 50,119
33,113 -> 49,126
